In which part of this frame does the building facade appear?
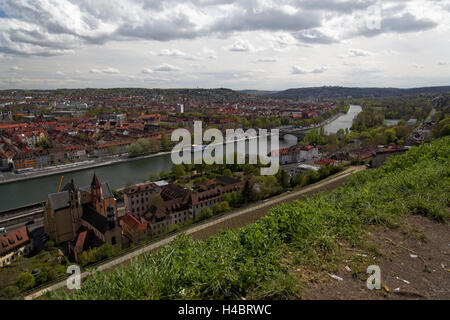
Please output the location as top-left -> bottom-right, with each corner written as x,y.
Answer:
44,175 -> 122,249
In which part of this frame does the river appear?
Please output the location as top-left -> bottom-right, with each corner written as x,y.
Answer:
323,104 -> 362,134
0,105 -> 362,211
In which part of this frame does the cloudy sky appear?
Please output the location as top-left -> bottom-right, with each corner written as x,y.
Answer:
0,0 -> 449,90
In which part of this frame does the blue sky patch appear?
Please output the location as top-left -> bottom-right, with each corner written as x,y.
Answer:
0,8 -> 8,18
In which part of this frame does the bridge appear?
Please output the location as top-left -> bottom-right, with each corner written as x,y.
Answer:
279,128 -> 309,140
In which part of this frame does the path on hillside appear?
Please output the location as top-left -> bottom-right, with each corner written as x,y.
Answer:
25,165 -> 366,300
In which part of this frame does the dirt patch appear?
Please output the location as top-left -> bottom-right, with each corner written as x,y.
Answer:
303,215 -> 450,300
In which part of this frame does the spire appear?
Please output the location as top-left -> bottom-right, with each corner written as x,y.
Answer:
91,173 -> 101,187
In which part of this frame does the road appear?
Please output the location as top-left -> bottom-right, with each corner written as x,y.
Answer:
24,165 -> 366,300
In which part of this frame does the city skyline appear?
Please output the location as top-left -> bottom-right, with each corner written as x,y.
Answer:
1,0 -> 450,90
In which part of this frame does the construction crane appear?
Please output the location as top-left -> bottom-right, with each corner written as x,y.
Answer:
57,176 -> 64,193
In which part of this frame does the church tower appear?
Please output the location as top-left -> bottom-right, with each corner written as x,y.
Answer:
68,178 -> 83,235
91,173 -> 105,217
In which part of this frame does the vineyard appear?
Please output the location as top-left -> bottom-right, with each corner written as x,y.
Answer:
49,137 -> 450,300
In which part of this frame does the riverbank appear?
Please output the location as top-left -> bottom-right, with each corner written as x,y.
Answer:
0,150 -> 173,186
0,131 -> 279,186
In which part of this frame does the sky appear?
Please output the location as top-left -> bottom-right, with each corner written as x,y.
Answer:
0,0 -> 449,90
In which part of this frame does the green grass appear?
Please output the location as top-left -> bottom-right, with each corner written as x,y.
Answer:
48,136 -> 450,300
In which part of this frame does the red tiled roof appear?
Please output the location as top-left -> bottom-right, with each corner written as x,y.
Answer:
0,226 -> 30,256
315,158 -> 335,165
122,214 -> 147,231
74,230 -> 87,251
302,145 -> 314,151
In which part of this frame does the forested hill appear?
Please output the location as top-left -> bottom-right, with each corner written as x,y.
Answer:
268,86 -> 450,99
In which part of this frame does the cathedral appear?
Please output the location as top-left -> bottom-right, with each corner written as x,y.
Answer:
44,174 -> 122,252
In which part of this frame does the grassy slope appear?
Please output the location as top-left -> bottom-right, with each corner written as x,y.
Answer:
49,137 -> 450,300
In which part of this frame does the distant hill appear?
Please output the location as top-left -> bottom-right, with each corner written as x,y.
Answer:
238,90 -> 279,96
268,86 -> 450,99
2,86 -> 450,100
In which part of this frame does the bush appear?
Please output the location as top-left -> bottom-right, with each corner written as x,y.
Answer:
223,168 -> 233,177
196,207 -> 213,221
44,240 -> 55,249
0,286 -> 19,299
220,201 -> 230,212
213,203 -> 223,214
17,272 -> 35,291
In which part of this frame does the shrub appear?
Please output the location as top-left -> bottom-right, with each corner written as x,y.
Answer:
196,207 -> 213,221
0,286 -> 19,299
17,273 -> 35,291
44,240 -> 55,249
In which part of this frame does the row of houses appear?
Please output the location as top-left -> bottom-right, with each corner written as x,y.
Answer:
274,145 -> 320,165
120,176 -> 244,242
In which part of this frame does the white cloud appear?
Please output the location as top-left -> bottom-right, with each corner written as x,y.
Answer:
203,48 -> 217,60
256,57 -> 278,63
141,68 -> 154,74
156,49 -> 198,60
10,65 -> 22,71
348,48 -> 371,57
228,38 -> 255,52
153,64 -> 182,72
291,65 -> 327,74
89,68 -> 119,74
103,67 -> 120,74
411,63 -> 424,69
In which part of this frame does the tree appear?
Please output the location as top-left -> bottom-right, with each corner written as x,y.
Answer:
1,285 -> 20,298
17,273 -> 35,291
44,240 -> 55,249
280,170 -> 290,189
308,170 -> 321,183
149,172 -> 159,182
241,179 -> 251,203
160,171 -> 171,180
220,201 -> 230,212
148,194 -> 164,208
172,164 -> 186,178
213,203 -> 223,214
293,172 -> 309,187
196,207 -> 213,221
223,168 -> 233,177
318,165 -> 330,179
161,133 -> 169,152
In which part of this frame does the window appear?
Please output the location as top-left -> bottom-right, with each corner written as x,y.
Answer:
111,237 -> 116,245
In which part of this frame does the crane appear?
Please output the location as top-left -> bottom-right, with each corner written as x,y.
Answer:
57,176 -> 64,193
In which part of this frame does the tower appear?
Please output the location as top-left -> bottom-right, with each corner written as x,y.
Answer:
91,173 -> 105,216
68,179 -> 82,235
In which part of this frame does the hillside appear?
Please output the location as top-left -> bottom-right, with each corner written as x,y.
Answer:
48,137 -> 450,300
269,86 -> 450,99
3,86 -> 450,101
